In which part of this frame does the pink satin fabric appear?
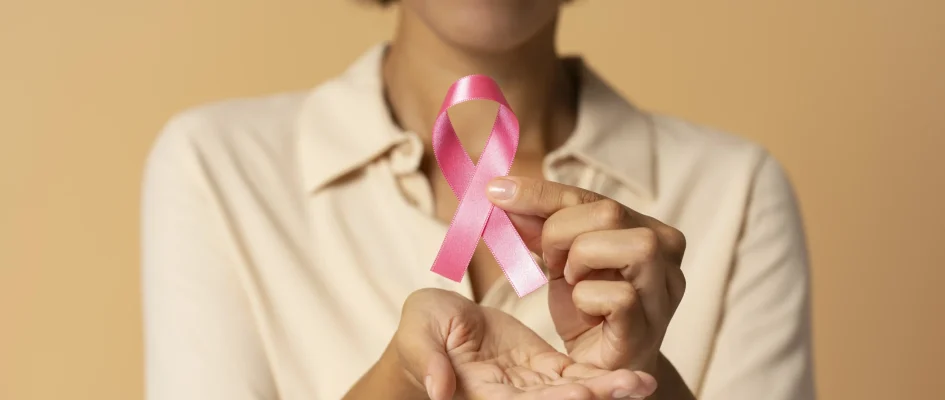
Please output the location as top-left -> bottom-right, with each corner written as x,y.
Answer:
429,75 -> 548,297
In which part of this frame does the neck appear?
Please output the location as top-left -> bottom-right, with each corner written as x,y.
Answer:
382,9 -> 577,158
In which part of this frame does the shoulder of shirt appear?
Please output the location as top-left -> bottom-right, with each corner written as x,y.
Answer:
156,90 -> 310,149
142,89 -> 324,205
650,112 -> 767,156
145,90 -> 315,177
644,111 -> 779,178
622,109 -> 800,206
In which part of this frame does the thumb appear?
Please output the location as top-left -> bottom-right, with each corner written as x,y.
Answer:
504,212 -> 546,253
397,288 -> 472,399
421,347 -> 455,400
397,328 -> 456,400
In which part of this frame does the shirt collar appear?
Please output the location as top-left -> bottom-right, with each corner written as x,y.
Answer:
556,63 -> 656,200
296,44 -> 402,193
297,43 -> 656,200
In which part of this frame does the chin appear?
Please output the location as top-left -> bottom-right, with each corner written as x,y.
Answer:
405,0 -> 560,54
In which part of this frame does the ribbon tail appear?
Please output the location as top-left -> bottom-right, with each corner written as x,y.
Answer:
430,203 -> 495,283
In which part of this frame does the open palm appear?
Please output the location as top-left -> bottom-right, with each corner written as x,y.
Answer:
405,289 -> 653,400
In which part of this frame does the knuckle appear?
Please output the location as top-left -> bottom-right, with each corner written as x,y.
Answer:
660,225 -> 688,255
404,287 -> 436,305
593,199 -> 626,227
559,188 -> 582,208
580,189 -> 602,204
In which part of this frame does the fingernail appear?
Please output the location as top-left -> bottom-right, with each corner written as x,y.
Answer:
487,178 -> 517,200
618,372 -> 658,398
612,389 -> 647,399
425,375 -> 435,399
563,261 -> 571,278
611,389 -> 631,399
637,372 -> 658,394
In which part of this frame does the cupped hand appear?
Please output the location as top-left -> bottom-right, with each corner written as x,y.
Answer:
486,177 -> 687,372
394,288 -> 657,400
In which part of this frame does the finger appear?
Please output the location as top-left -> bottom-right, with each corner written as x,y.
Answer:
571,280 -> 648,341
424,352 -> 456,400
563,228 -> 662,285
566,229 -> 670,326
505,212 -> 546,252
665,265 -> 687,314
486,176 -> 605,218
577,369 -> 657,400
540,200 -> 639,274
514,383 -> 593,400
650,222 -> 687,265
395,323 -> 456,400
556,363 -> 610,380
396,332 -> 455,400
398,289 -> 472,400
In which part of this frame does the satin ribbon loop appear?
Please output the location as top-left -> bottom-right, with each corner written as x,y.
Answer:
429,75 -> 548,297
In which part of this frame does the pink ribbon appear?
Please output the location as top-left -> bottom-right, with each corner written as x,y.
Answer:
429,75 -> 548,297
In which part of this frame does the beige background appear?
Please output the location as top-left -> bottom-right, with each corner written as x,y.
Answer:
2,1 -> 943,399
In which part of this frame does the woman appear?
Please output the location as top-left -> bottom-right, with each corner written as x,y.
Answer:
142,1 -> 815,399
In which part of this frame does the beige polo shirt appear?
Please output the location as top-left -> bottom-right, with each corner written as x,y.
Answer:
142,44 -> 815,400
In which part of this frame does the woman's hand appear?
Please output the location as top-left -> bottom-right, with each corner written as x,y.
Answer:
486,177 -> 687,372
392,288 -> 657,400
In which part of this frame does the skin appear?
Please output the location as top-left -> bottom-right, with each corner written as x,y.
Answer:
486,178 -> 696,400
346,0 -> 697,399
346,289 -> 657,400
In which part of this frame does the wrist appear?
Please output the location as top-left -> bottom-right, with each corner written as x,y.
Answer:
642,352 -> 661,375
647,353 -> 697,400
623,350 -> 660,375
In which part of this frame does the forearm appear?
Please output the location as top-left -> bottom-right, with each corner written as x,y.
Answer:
649,353 -> 696,400
343,343 -> 427,400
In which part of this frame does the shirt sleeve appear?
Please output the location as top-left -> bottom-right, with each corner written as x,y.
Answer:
141,114 -> 277,400
699,153 -> 817,400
